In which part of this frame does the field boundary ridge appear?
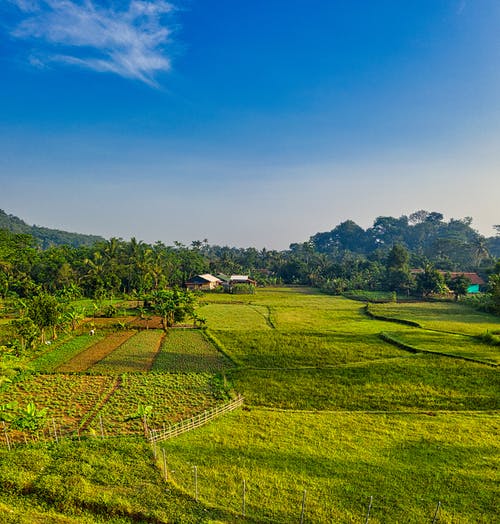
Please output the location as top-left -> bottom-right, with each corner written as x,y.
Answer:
363,304 -> 422,327
379,332 -> 498,367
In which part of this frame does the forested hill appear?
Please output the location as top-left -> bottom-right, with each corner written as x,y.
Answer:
306,211 -> 500,264
0,209 -> 104,249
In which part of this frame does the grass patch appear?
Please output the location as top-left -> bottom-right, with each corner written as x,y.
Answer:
0,438 -> 236,523
199,303 -> 272,331
384,330 -> 500,365
370,302 -> 500,335
214,330 -> 405,368
231,355 -> 499,411
161,409 -> 499,523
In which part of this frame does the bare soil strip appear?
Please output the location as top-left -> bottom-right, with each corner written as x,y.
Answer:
55,331 -> 136,372
127,315 -> 164,329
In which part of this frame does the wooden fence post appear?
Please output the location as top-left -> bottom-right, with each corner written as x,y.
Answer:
432,501 -> 441,524
162,448 -> 168,481
242,479 -> 246,517
3,422 -> 10,451
52,418 -> 58,444
364,496 -> 373,524
193,465 -> 198,502
300,489 -> 307,524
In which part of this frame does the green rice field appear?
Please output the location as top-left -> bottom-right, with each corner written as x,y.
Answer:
0,287 -> 498,522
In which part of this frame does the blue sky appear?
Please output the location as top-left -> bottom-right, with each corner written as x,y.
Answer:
1,0 -> 499,249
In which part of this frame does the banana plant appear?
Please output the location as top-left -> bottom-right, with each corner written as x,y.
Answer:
12,401 -> 48,432
0,401 -> 18,422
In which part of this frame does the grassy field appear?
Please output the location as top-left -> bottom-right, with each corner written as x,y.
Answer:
370,301 -> 500,335
0,438 -> 235,523
0,287 -> 498,522
161,409 -> 498,523
383,329 -> 500,365
200,303 -> 272,331
232,356 -> 499,411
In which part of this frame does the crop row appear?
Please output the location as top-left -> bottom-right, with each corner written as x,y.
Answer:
0,373 -> 116,438
55,331 -> 136,372
0,371 -> 227,441
152,330 -> 231,373
91,330 -> 165,373
87,372 -> 225,435
30,333 -> 106,372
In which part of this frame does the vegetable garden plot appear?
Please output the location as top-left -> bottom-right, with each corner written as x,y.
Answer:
55,331 -> 136,372
152,330 -> 231,372
91,330 -> 164,373
0,374 -> 116,440
127,315 -> 164,329
30,333 -> 105,372
93,372 -> 225,435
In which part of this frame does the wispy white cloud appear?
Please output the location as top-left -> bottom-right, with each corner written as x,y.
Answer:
8,0 -> 175,86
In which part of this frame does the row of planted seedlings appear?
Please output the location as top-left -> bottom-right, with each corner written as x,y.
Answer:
1,317 -> 233,446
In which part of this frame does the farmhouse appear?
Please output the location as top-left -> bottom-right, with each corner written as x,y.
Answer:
445,272 -> 485,294
185,274 -> 223,291
229,275 -> 257,286
411,269 -> 485,294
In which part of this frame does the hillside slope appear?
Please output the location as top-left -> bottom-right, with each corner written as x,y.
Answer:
0,209 -> 104,248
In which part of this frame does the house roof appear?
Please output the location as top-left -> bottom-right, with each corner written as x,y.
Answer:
229,275 -> 257,284
186,274 -> 222,284
445,272 -> 485,285
410,269 -> 485,286
199,274 -> 223,283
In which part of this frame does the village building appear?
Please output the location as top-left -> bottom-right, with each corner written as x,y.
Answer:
411,269 -> 485,294
229,275 -> 257,286
185,274 -> 223,291
444,272 -> 485,294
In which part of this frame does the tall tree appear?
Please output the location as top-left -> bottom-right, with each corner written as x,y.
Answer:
415,265 -> 446,297
27,293 -> 61,343
384,243 -> 412,294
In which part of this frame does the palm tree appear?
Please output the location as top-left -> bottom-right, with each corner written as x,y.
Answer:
471,237 -> 490,267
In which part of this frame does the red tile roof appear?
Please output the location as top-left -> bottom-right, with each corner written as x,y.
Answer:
410,269 -> 485,285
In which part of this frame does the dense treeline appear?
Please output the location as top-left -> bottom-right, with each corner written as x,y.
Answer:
0,209 -> 499,313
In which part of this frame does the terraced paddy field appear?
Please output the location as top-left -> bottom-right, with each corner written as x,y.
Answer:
0,287 -> 498,522
382,329 -> 500,365
369,301 -> 500,335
